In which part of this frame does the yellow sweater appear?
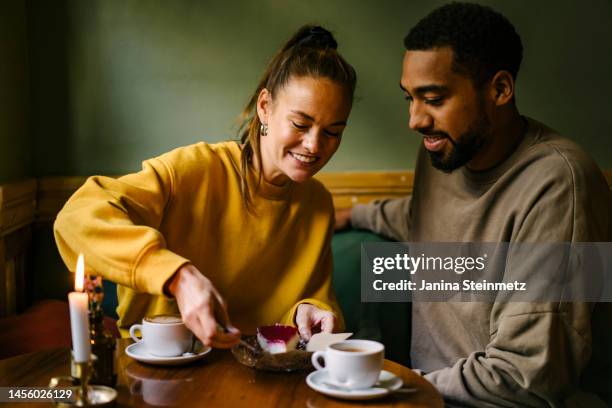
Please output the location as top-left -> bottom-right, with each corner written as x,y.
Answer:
54,141 -> 342,336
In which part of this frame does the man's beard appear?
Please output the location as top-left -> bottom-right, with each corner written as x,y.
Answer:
425,118 -> 488,173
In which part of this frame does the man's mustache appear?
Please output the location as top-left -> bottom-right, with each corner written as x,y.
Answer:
418,128 -> 450,138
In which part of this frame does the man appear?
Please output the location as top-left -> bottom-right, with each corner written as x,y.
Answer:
336,3 -> 611,407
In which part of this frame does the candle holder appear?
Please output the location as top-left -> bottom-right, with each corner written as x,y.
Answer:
48,352 -> 117,407
86,274 -> 117,387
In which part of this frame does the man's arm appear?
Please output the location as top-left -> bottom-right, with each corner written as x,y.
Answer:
337,196 -> 413,241
424,302 -> 604,407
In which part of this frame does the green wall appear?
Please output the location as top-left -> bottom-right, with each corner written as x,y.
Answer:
3,0 -> 609,308
3,0 -> 611,308
0,0 -> 31,183
25,0 -> 612,177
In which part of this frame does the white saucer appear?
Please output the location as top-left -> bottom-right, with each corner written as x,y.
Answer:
306,369 -> 403,400
125,341 -> 212,366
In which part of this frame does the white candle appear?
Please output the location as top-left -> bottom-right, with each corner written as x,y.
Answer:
68,253 -> 91,363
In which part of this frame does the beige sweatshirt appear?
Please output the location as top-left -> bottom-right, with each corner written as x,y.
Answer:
352,117 -> 612,407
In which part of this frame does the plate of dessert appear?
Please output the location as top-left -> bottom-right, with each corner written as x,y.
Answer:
231,324 -> 351,372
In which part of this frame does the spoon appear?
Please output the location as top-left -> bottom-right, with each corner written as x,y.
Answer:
217,323 -> 263,357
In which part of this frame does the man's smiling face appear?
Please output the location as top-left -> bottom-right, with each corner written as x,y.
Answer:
401,47 -> 491,172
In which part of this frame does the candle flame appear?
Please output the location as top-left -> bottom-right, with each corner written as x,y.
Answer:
75,253 -> 85,292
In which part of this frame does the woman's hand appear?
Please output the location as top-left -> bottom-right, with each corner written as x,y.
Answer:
295,303 -> 337,341
166,264 -> 241,348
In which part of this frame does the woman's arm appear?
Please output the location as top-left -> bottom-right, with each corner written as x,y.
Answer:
54,152 -> 241,348
54,158 -> 188,295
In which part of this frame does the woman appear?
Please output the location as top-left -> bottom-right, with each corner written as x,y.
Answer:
54,25 -> 357,349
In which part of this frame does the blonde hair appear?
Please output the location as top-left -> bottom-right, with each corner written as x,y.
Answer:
237,25 -> 357,210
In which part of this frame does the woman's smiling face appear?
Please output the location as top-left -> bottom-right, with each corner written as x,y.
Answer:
257,76 -> 352,185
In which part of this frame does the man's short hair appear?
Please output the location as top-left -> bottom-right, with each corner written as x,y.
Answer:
404,2 -> 523,86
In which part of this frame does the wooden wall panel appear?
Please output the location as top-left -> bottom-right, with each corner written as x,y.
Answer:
0,180 -> 35,316
0,179 -> 36,235
316,171 -> 413,209
0,239 -> 5,316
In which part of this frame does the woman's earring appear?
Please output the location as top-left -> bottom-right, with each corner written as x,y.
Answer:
260,123 -> 268,136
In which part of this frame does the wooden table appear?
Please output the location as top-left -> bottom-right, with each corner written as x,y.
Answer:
0,339 -> 443,407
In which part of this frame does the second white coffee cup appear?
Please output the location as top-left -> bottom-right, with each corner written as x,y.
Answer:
129,315 -> 193,357
311,339 -> 384,389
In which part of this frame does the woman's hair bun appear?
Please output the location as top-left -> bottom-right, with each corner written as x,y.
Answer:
296,25 -> 338,50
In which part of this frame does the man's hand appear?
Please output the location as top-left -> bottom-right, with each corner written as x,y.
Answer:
295,303 -> 337,341
334,207 -> 352,231
166,264 -> 240,348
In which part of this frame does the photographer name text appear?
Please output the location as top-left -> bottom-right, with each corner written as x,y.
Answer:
373,279 -> 527,292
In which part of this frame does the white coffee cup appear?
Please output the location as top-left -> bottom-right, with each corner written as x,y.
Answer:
129,315 -> 193,357
311,339 -> 384,389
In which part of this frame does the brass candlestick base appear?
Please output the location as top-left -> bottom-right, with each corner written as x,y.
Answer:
73,359 -> 92,406
49,353 -> 117,407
